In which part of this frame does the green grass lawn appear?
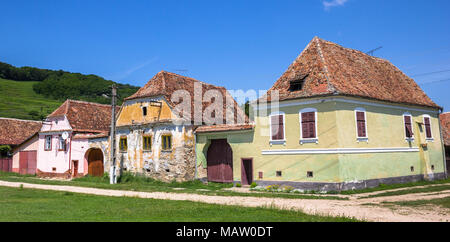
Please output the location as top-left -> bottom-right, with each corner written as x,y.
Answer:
0,78 -> 62,120
340,178 -> 450,195
0,186 -> 358,222
359,184 -> 450,199
384,197 -> 450,209
0,172 -> 348,200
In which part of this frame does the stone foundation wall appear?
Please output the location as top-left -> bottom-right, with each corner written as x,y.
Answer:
254,172 -> 448,192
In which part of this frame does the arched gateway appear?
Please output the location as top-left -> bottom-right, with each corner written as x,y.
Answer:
85,148 -> 104,177
207,139 -> 233,183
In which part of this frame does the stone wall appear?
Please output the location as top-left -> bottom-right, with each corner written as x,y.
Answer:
115,123 -> 196,182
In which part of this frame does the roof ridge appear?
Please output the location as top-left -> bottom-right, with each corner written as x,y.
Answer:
314,37 -> 337,93
0,117 -> 42,123
65,99 -> 113,107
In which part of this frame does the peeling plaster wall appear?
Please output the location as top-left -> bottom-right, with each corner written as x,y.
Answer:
115,124 -> 195,182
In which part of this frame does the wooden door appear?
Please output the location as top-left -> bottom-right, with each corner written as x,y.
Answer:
73,160 -> 78,177
88,149 -> 104,177
207,139 -> 233,183
19,151 -> 36,175
241,158 -> 253,185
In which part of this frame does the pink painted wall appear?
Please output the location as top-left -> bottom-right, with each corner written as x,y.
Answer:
37,115 -> 89,175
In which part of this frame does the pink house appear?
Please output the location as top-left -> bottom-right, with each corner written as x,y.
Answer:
0,118 -> 42,174
37,100 -> 117,178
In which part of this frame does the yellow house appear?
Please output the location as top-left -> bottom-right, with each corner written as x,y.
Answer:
196,37 -> 447,191
114,71 -> 246,182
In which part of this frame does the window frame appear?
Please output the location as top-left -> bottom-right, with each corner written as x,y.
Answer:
354,108 -> 368,142
269,111 -> 286,144
161,134 -> 172,151
44,135 -> 52,151
403,113 -> 414,141
58,135 -> 67,151
422,114 -> 433,141
299,108 -> 318,144
119,136 -> 128,152
143,135 -> 152,151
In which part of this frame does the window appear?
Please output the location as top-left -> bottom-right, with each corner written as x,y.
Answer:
355,109 -> 367,138
44,135 -> 52,151
58,135 -> 66,151
276,171 -> 282,177
299,108 -> 317,142
403,114 -> 414,139
289,75 -> 307,91
270,113 -> 285,141
161,135 -> 172,150
307,171 -> 313,178
143,136 -> 152,151
142,106 -> 147,116
423,115 -> 433,139
119,137 -> 127,152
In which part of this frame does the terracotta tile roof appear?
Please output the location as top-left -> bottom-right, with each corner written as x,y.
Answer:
0,118 -> 42,146
125,71 -> 248,125
48,99 -> 120,132
261,37 -> 440,109
440,112 -> 450,146
195,124 -> 254,133
73,132 -> 109,140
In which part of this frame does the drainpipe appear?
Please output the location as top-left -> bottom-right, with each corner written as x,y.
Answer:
68,132 -> 72,178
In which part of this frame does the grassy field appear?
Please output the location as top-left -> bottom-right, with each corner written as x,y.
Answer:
359,184 -> 450,198
0,78 -> 62,120
384,197 -> 450,209
0,172 -> 348,200
0,186 -> 358,222
340,178 -> 450,195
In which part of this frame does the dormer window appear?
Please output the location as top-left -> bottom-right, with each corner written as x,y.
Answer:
289,76 -> 307,91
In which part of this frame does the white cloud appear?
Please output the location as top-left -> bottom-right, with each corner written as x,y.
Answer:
323,0 -> 348,10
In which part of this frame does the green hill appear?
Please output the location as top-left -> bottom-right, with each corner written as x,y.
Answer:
0,61 -> 140,120
0,78 -> 63,120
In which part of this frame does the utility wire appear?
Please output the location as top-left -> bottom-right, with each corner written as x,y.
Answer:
411,69 -> 450,77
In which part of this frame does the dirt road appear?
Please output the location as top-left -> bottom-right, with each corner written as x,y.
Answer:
0,180 -> 448,222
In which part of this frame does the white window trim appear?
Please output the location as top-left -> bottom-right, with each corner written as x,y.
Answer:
44,135 -> 52,150
299,108 -> 318,144
403,112 -> 414,142
354,108 -> 368,142
269,111 -> 286,145
422,114 -> 434,142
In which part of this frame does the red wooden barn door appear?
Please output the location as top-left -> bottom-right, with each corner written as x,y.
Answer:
19,151 -> 37,175
0,158 -> 12,172
207,139 -> 233,183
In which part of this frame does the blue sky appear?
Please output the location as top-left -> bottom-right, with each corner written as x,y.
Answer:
1,0 -> 450,110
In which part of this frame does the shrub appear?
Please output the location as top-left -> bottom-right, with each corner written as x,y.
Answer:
235,183 -> 242,187
266,184 -> 280,192
250,182 -> 257,188
282,186 -> 295,193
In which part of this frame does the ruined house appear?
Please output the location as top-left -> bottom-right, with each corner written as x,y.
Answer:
0,118 -> 42,174
114,71 -> 247,182
440,112 -> 450,175
37,99 -> 118,178
196,37 -> 447,191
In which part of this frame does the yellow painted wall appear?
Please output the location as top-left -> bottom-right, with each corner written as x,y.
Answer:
196,96 -> 446,184
117,97 -> 174,126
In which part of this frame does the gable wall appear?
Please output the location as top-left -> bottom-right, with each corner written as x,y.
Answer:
116,97 -> 174,127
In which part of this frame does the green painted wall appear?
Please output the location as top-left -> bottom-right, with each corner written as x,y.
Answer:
196,96 -> 446,184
